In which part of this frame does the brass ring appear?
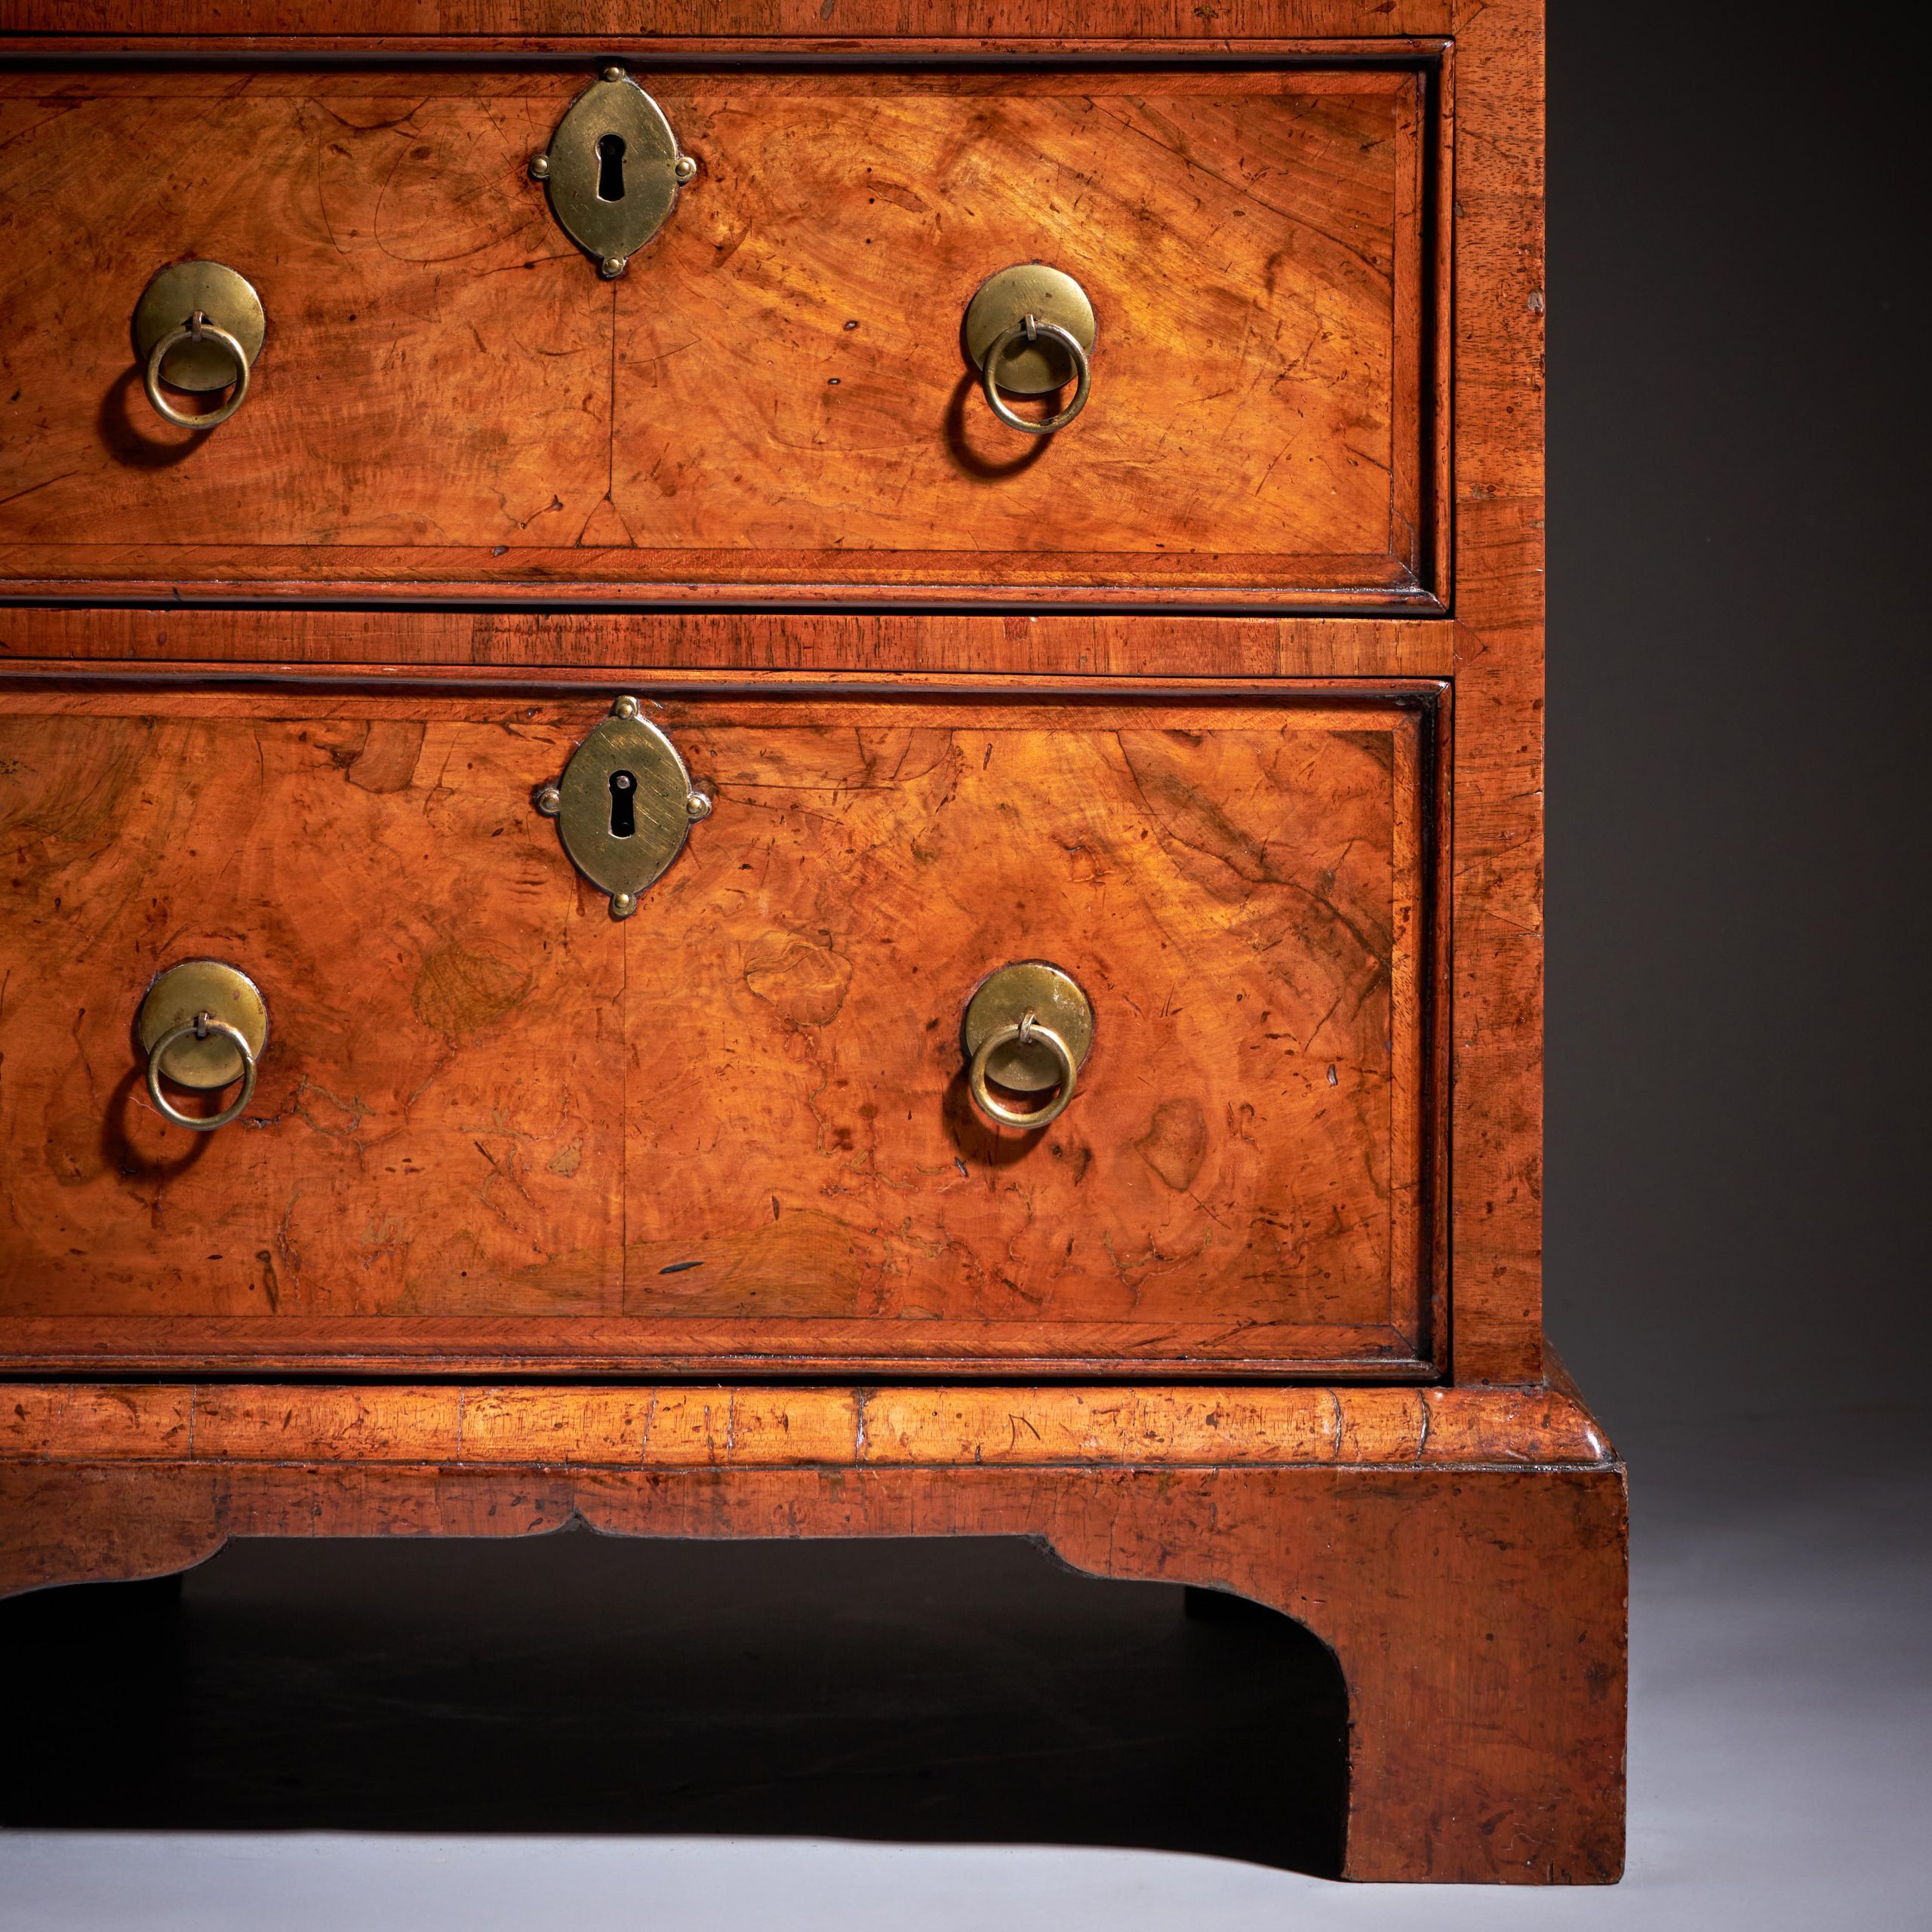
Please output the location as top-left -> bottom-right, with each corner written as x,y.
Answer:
143,315 -> 251,429
982,317 -> 1091,435
967,1012 -> 1079,1130
145,1014 -> 257,1132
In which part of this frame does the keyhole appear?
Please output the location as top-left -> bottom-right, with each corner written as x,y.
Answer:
608,769 -> 636,838
596,133 -> 626,202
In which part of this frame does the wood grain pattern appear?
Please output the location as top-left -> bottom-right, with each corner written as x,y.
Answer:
0,1380 -> 1614,1469
1444,0 -> 1545,1381
0,695 -> 627,1326
0,61 -> 1437,606
0,5 -> 1607,1888
608,70 -> 1425,581
0,607 -> 1457,679
0,1376 -> 1627,1886
0,6 -> 1459,45
0,679 -> 1443,1376
0,11 -> 1553,1377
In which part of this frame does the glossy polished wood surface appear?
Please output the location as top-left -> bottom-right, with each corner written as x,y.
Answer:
0,5 -> 1458,35
0,0 -> 1618,1890
0,605 -> 1455,677
0,1374 -> 1627,1886
0,0 -> 1552,1383
0,63 -> 1435,607
1444,0 -> 1546,1384
0,1380 -> 1611,1469
0,681 -> 1441,1375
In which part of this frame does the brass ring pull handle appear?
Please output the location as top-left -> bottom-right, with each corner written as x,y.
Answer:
961,961 -> 1094,1133
145,1014 -> 257,1131
143,314 -> 251,429
962,263 -> 1098,438
132,261 -> 266,432
981,318 -> 1091,436
136,960 -> 270,1134
968,1011 -> 1079,1130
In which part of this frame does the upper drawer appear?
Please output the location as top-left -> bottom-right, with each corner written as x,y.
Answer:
0,61 -> 1442,608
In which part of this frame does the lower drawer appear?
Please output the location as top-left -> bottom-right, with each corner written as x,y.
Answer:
0,677 -> 1444,1377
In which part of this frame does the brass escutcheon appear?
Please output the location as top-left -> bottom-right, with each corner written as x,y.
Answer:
531,65 -> 697,278
961,961 -> 1094,1131
136,960 -> 269,1132
535,695 -> 712,918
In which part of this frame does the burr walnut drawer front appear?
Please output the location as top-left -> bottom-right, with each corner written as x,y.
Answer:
0,61 -> 1441,610
0,681 -> 1444,1378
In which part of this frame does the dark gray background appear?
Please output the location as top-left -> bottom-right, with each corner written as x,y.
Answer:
5,12 -> 1928,1927
1546,2 -> 1924,1435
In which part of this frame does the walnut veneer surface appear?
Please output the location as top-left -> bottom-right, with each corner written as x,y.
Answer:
0,63 -> 1439,605
0,0 -> 1623,1890
0,684 -> 1441,1377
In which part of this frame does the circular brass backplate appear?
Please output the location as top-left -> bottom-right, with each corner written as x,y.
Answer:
132,262 -> 266,392
137,961 -> 269,1090
962,265 -> 1097,395
961,961 -> 1094,1094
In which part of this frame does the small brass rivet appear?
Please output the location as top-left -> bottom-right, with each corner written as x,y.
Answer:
535,786 -> 562,817
687,791 -> 713,821
529,153 -> 552,180
601,64 -> 626,82
613,695 -> 640,719
611,891 -> 638,918
600,254 -> 628,278
673,155 -> 697,183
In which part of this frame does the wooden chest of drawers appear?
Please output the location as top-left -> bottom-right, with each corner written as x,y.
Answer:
0,1 -> 1625,1890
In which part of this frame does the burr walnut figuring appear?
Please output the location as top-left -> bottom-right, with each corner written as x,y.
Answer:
0,2 -> 1620,1885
